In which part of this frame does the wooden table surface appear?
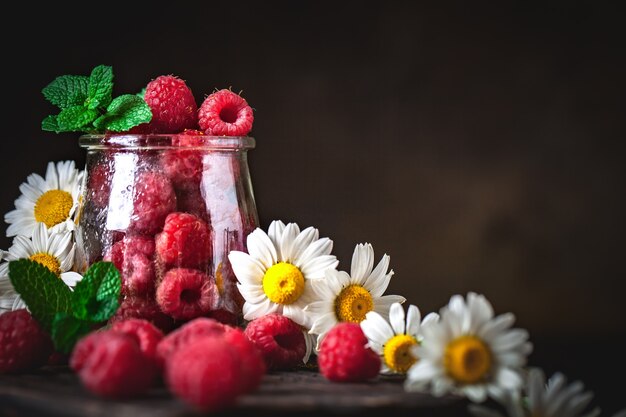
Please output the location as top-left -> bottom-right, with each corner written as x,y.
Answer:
0,367 -> 471,417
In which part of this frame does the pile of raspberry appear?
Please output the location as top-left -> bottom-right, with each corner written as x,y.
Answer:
82,75 -> 257,330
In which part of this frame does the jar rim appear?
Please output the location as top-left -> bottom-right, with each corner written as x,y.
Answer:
79,134 -> 255,150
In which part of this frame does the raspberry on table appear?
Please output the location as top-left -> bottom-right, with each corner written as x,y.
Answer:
165,336 -> 242,411
244,314 -> 306,371
155,212 -> 212,269
129,171 -> 177,235
109,295 -> 175,332
144,75 -> 198,133
0,309 -> 53,373
318,323 -> 381,382
198,89 -> 254,136
156,268 -> 216,320
71,331 -> 158,398
222,327 -> 265,393
156,318 -> 227,368
110,319 -> 164,366
104,235 -> 156,296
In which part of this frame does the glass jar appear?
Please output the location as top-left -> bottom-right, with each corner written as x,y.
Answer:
75,134 -> 258,328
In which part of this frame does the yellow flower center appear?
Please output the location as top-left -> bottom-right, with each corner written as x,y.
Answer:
262,262 -> 305,305
334,284 -> 373,323
29,253 -> 62,277
444,335 -> 492,384
34,190 -> 73,228
383,334 -> 418,373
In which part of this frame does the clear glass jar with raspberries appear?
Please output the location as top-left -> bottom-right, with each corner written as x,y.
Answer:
75,133 -> 258,329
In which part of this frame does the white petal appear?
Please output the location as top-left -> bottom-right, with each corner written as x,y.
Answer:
361,311 -> 394,345
373,295 -> 406,319
302,331 -> 314,364
491,329 -> 529,352
295,237 -> 333,268
246,229 -> 277,269
299,255 -> 339,280
267,220 -> 286,259
236,283 -> 266,304
464,384 -> 488,403
228,251 -> 265,285
494,367 -> 522,390
478,312 -> 515,341
467,292 -> 494,333
279,223 -> 300,262
243,299 -> 278,321
60,272 -> 82,288
290,227 -> 319,264
350,243 -> 374,284
363,254 -> 391,295
309,312 -> 336,337
283,304 -> 308,327
389,302 -> 405,335
406,304 -> 422,337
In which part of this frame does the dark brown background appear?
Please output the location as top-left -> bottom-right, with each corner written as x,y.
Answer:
1,1 -> 624,411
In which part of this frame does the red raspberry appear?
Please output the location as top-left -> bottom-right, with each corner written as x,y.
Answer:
109,295 -> 175,332
318,323 -> 381,382
155,212 -> 212,269
104,235 -> 156,295
156,318 -> 226,368
244,314 -> 306,371
144,75 -> 198,133
87,159 -> 112,208
71,331 -> 157,398
222,328 -> 265,393
160,134 -> 205,190
165,336 -> 241,411
109,319 -> 164,366
0,309 -> 53,373
198,89 -> 254,136
156,268 -> 216,320
130,171 -> 177,235
207,308 -> 239,326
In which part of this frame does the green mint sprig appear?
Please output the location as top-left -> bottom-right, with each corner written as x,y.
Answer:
41,65 -> 152,133
9,259 -> 122,354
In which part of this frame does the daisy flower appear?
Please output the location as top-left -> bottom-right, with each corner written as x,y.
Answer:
361,302 -> 439,374
0,223 -> 82,314
5,160 -> 84,237
228,220 -> 339,360
469,368 -> 602,417
306,243 -> 406,347
405,292 -> 532,403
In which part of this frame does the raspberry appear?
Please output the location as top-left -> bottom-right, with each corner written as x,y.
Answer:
318,323 -> 381,382
87,159 -> 112,208
71,331 -> 157,398
198,89 -> 254,136
104,235 -> 156,295
244,314 -> 306,371
156,318 -> 227,368
207,308 -> 239,326
222,328 -> 265,393
144,75 -> 198,133
156,268 -> 216,320
129,171 -> 177,235
155,212 -> 212,269
160,134 -> 205,190
165,336 -> 241,411
0,309 -> 53,373
109,295 -> 175,332
110,319 -> 164,365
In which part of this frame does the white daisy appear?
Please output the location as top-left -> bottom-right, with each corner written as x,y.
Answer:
306,243 -> 406,347
405,292 -> 532,403
5,160 -> 84,237
228,220 -> 339,361
469,368 -> 602,417
361,302 -> 439,374
0,223 -> 82,314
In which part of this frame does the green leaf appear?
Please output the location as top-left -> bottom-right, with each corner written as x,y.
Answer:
94,94 -> 152,132
41,115 -> 60,132
87,65 -> 113,109
136,87 -> 146,98
56,105 -> 99,131
8,259 -> 72,332
42,75 -> 89,109
51,313 -> 94,354
71,262 -> 120,322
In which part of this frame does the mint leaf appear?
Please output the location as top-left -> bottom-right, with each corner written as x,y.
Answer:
8,259 -> 72,332
71,262 -> 120,322
87,65 -> 113,109
41,115 -> 60,132
136,87 -> 146,98
42,75 -> 89,109
56,106 -> 99,131
93,95 -> 152,132
51,313 -> 94,354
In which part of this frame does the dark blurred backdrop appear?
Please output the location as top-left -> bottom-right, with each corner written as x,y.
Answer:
1,1 -> 624,411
